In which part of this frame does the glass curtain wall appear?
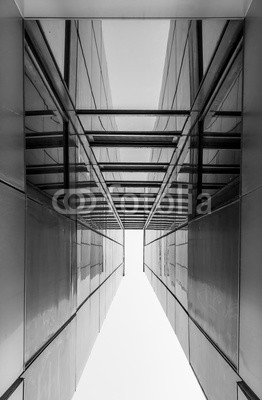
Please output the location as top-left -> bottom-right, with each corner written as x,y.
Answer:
144,19 -> 243,400
23,19 -> 124,400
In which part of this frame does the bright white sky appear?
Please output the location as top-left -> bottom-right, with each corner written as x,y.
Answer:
102,20 -> 170,131
73,231 -> 205,400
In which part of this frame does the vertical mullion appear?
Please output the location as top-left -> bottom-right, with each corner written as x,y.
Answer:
63,21 -> 71,190
196,21 -> 204,203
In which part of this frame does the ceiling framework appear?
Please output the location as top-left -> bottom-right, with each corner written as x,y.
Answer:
24,19 -> 244,231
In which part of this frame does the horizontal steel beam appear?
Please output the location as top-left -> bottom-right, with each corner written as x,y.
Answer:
120,209 -> 188,215
202,137 -> 240,150
26,133 -> 76,149
180,164 -> 240,174
213,111 -> 242,118
79,207 -> 174,214
116,201 -> 188,207
190,133 -> 241,150
26,136 -> 64,149
108,180 -> 193,188
77,109 -> 190,116
150,215 -> 187,219
26,163 -> 88,175
99,162 -> 169,173
36,181 -> 98,190
26,131 -> 63,138
90,141 -> 176,148
150,215 -> 188,219
85,130 -> 182,137
59,199 -> 188,207
57,192 -> 160,199
111,193 -> 189,199
203,131 -> 241,138
25,110 -> 56,117
107,181 -> 162,188
36,180 -> 222,191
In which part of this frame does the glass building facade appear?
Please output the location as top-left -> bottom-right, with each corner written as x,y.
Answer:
1,0 -> 262,399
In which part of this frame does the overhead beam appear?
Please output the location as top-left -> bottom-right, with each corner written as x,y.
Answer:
58,198 -> 189,206
99,162 -> 169,173
116,201 -> 188,207
36,181 -> 97,190
25,110 -> 56,117
203,131 -> 241,138
85,130 -> 182,137
213,111 -> 242,118
26,135 -> 64,149
202,137 -> 240,150
36,180 -> 222,191
90,141 -> 176,148
77,109 -> 190,116
111,193 -> 189,199
26,163 -> 88,175
108,180 -> 193,188
25,133 -> 76,149
83,204 -> 188,212
180,164 -> 240,174
107,181 -> 162,188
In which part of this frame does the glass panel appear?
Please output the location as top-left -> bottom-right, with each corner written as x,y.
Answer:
189,320 -> 238,400
40,20 -> 65,76
0,9 -> 24,190
26,198 -> 72,362
202,20 -> 226,74
24,321 -> 76,400
25,49 -> 64,198
0,183 -> 24,397
188,202 -> 239,366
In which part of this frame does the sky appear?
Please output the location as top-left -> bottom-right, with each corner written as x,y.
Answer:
102,20 -> 170,131
72,231 -> 205,400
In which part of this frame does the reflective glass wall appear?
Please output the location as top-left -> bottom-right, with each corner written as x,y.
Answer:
23,18 -> 124,400
0,2 -> 25,399
0,7 -> 124,400
144,19 -> 248,400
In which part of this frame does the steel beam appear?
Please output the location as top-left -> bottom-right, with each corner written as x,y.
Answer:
25,110 -> 56,117
99,162 -> 169,173
26,136 -> 64,149
77,109 -> 190,116
213,111 -> 242,117
85,130 -> 182,137
107,181 -> 162,188
180,164 -> 240,174
202,137 -> 241,150
26,163 -> 88,175
90,141 -> 176,148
